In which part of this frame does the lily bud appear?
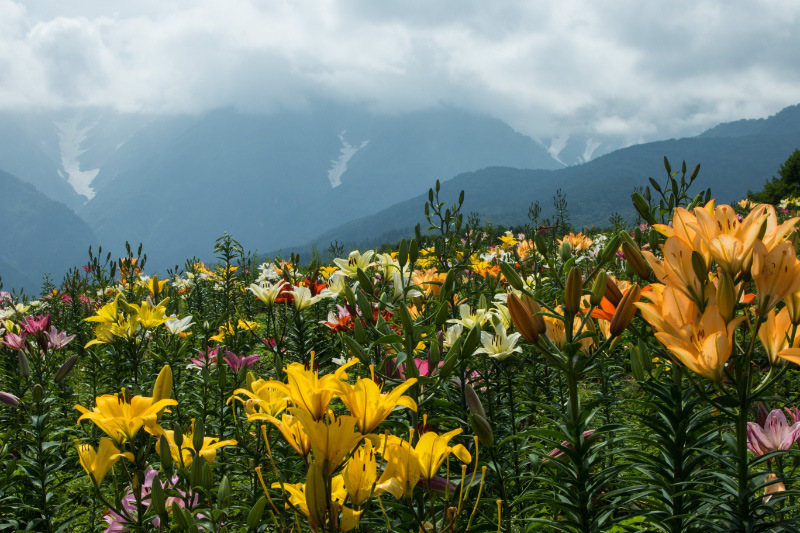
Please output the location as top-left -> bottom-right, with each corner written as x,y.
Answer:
54,355 -> 78,383
564,267 -> 582,316
622,242 -> 652,280
534,234 -> 548,256
604,276 -> 623,307
717,272 -> 737,323
560,241 -> 572,262
609,286 -> 642,337
0,391 -> 19,407
17,351 -> 30,378
691,251 -> 709,284
152,365 -> 173,420
32,383 -> 44,403
464,383 -> 487,419
507,293 -> 539,344
305,461 -> 328,530
590,270 -> 607,306
471,413 -> 494,448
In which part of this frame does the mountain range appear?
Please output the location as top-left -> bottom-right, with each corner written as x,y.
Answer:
1,102 -> 799,292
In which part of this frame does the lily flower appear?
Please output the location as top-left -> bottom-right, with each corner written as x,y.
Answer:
230,379 -> 289,420
222,350 -> 260,373
329,375 -> 418,434
447,304 -> 490,330
372,434 -> 422,499
290,409 -> 365,476
249,280 -> 288,306
264,413 -> 312,457
333,250 -> 376,278
128,300 -> 172,329
76,437 -> 133,486
474,322 -> 522,360
75,392 -> 178,446
271,470 -> 361,532
343,439 -> 378,506
155,423 -> 237,467
293,285 -> 331,311
43,326 -> 76,351
263,358 -> 358,420
758,307 -> 800,366
690,203 -> 767,275
747,408 -> 800,456
165,315 -> 194,335
414,427 -> 472,481
752,240 -> 800,313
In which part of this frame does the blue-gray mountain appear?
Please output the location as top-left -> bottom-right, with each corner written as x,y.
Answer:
0,102 -> 799,291
301,104 -> 800,253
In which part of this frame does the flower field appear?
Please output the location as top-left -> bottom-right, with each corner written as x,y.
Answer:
4,161 -> 800,532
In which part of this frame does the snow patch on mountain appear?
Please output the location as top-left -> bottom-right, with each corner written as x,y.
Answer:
327,131 -> 368,188
544,135 -> 569,166
581,140 -> 602,163
55,117 -> 99,201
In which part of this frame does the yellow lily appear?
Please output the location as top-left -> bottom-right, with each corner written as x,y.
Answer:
642,235 -> 705,304
343,439 -> 377,506
752,240 -> 800,313
653,305 -> 744,382
690,203 -> 766,275
229,379 -> 289,420
272,469 -> 362,532
414,428 -> 472,481
372,433 -> 422,499
758,204 -> 800,251
329,376 -> 417,434
144,276 -> 168,299
76,437 -> 133,486
129,300 -> 172,329
290,409 -> 364,476
264,359 -> 358,420
155,422 -> 237,467
75,391 -> 178,446
85,294 -> 122,325
758,307 -> 800,366
265,413 -> 312,457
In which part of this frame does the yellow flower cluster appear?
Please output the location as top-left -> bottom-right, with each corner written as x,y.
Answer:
636,201 -> 800,380
231,355 -> 475,531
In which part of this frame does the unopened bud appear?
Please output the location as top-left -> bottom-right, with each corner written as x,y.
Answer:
507,293 -> 539,344
32,383 -> 44,403
471,413 -> 494,447
534,234 -> 548,256
54,355 -> 78,383
560,241 -> 572,262
604,276 -> 623,307
691,251 -> 709,284
717,272 -> 737,323
622,242 -> 652,280
564,267 -> 583,316
0,391 -> 19,407
590,270 -> 607,307
17,352 -> 30,378
609,286 -> 642,337
464,383 -> 487,419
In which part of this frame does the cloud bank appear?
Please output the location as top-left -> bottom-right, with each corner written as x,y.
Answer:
2,0 -> 799,142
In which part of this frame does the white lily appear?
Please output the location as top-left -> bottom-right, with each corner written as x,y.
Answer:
293,285 -> 331,311
249,281 -> 288,306
165,315 -> 194,335
333,250 -> 376,278
475,322 -> 522,360
447,304 -> 490,330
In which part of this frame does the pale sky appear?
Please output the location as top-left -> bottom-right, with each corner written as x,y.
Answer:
2,0 -> 799,143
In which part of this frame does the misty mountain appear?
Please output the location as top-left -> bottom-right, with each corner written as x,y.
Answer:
302,104 -> 800,252
0,170 -> 96,292
73,105 -> 561,269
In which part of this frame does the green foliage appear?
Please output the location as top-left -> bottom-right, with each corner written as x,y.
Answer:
748,148 -> 800,204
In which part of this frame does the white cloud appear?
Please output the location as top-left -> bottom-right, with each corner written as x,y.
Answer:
2,0 -> 799,141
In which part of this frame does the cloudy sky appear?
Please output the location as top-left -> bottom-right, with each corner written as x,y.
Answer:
2,0 -> 799,143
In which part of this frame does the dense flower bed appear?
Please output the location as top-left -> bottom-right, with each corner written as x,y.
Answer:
2,166 -> 800,532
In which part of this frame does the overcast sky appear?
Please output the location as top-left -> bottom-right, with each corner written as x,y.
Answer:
2,0 -> 799,143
